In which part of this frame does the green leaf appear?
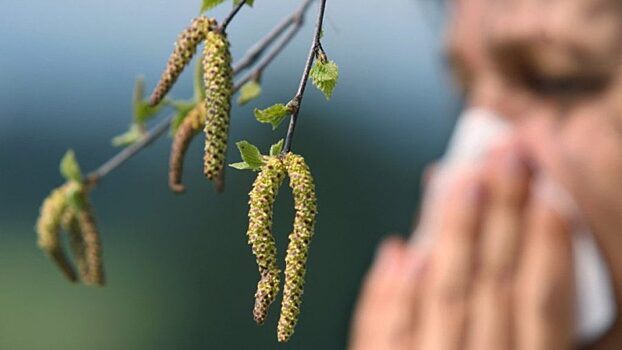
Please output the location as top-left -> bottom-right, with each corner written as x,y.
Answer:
133,75 -> 145,107
237,80 -> 262,106
170,101 -> 197,134
310,60 -> 339,100
270,139 -> 284,156
201,0 -> 227,12
132,76 -> 164,123
59,150 -> 83,182
193,60 -> 205,102
65,183 -> 87,211
112,124 -> 144,147
234,140 -> 265,170
229,162 -> 253,170
233,0 -> 255,6
254,103 -> 292,130
201,0 -> 253,15
134,100 -> 163,124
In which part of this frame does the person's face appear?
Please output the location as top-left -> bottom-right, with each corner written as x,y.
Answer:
448,0 -> 622,116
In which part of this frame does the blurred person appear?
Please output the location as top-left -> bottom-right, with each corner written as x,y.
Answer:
349,0 -> 622,349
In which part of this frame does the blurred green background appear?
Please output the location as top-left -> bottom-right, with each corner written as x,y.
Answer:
0,0 -> 460,348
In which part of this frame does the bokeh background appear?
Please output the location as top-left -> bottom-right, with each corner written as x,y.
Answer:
0,0 -> 460,348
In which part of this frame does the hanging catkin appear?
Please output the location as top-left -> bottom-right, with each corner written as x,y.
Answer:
247,157 -> 287,325
36,183 -> 78,282
149,16 -> 216,106
169,103 -> 207,193
202,30 -> 233,192
75,194 -> 105,286
61,208 -> 89,281
277,153 -> 317,342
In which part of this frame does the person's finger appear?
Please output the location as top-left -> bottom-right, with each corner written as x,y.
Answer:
519,106 -> 622,344
409,163 -> 439,236
349,237 -> 426,350
416,173 -> 484,350
515,198 -> 575,350
467,143 -> 530,350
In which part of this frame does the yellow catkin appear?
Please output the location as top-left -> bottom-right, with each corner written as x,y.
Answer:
149,16 -> 217,106
61,209 -> 88,281
277,153 -> 317,342
169,103 -> 207,193
202,30 -> 233,192
75,195 -> 105,286
36,183 -> 78,282
247,157 -> 287,325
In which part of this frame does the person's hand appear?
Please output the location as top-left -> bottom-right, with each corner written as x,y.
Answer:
349,146 -> 575,350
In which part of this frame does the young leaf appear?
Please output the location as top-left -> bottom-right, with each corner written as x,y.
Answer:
238,80 -> 262,106
59,150 -> 83,182
65,182 -> 87,211
133,76 -> 164,123
229,162 -> 254,170
310,60 -> 339,100
133,76 -> 145,107
270,139 -> 284,156
234,0 -> 255,6
201,0 -> 227,12
170,101 -> 197,133
254,104 -> 292,130
111,124 -> 144,147
235,140 -> 265,170
193,59 -> 205,102
134,100 -> 163,124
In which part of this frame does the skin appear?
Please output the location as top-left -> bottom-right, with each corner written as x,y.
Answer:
487,0 -> 622,346
350,150 -> 575,350
485,0 -> 622,87
516,81 -> 622,349
351,0 -> 622,348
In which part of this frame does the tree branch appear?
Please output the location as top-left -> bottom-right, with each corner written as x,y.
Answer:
282,0 -> 328,154
86,116 -> 171,184
84,0 -> 314,185
220,0 -> 247,32
235,12 -> 306,88
231,0 -> 314,74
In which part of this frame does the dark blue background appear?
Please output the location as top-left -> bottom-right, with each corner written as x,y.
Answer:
0,0 -> 459,348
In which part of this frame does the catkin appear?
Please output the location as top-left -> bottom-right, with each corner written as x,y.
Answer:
169,103 -> 207,193
277,153 -> 317,342
149,16 -> 216,106
76,196 -> 105,286
247,157 -> 287,325
202,30 -> 233,192
61,209 -> 89,281
36,183 -> 78,282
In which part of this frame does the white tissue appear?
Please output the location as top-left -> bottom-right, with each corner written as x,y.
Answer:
413,108 -> 615,344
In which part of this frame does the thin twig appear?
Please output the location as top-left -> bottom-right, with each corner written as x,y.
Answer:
282,0 -> 328,154
85,0 -> 315,185
86,77 -> 249,185
86,117 -> 170,184
220,0 -> 248,32
232,0 -> 314,74
235,14 -> 306,87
